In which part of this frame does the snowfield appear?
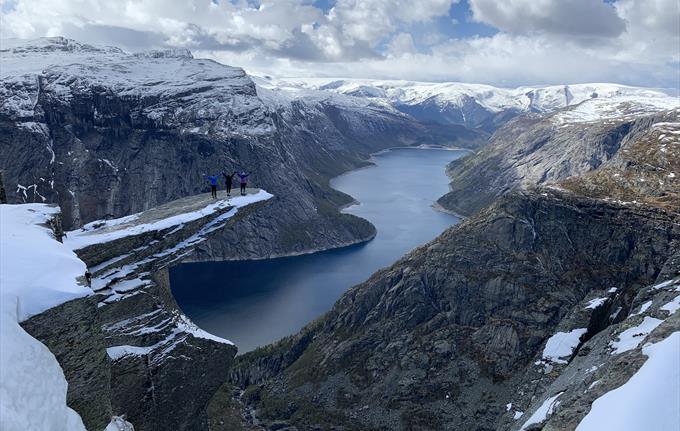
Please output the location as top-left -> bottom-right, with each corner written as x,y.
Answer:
65,189 -> 273,250
551,96 -> 679,124
0,204 -> 90,431
610,316 -> 664,354
259,76 -> 679,122
1,37 -> 272,137
577,332 -> 680,431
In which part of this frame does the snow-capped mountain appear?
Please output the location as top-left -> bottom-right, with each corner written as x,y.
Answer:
261,76 -> 677,131
1,37 -> 480,263
1,37 -> 271,137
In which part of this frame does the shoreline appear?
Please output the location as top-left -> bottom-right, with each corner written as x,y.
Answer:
431,200 -> 467,218
183,229 -> 377,264
183,145 -> 464,264
183,145 -> 466,264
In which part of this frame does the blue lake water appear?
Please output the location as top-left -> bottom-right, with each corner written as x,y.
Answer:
170,148 -> 465,353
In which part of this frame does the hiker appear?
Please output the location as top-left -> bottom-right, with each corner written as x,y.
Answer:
237,171 -> 249,196
205,174 -> 219,198
84,270 -> 92,288
222,171 -> 235,196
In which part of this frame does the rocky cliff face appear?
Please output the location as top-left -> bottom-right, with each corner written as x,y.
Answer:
229,188 -> 679,430
21,191 -> 271,431
0,37 -> 485,260
226,107 -> 680,431
437,106 -> 679,216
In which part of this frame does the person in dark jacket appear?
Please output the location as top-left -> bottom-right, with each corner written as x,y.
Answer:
205,175 -> 219,198
222,172 -> 235,196
237,171 -> 249,196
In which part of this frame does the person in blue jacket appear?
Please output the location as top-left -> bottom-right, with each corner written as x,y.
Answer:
205,175 -> 219,198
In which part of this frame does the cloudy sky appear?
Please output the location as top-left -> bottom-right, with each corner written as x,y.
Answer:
1,0 -> 678,88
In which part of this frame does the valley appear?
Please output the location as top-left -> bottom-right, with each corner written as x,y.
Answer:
0,36 -> 678,431
171,147 -> 464,353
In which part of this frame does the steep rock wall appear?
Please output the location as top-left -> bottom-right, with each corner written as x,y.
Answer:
230,188 -> 679,430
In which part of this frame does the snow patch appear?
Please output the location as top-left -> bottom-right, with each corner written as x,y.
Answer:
106,344 -> 154,361
577,332 -> 680,431
105,416 -> 134,431
660,295 -> 680,315
632,300 -> 653,316
175,313 -> 233,345
610,317 -> 663,354
520,392 -> 563,430
652,278 -> 679,291
585,297 -> 607,310
542,328 -> 587,364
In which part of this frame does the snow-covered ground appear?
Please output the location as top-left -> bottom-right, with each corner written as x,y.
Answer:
65,189 -> 272,250
520,392 -> 563,431
610,316 -> 663,354
576,332 -> 680,431
257,76 -> 678,121
541,328 -> 587,364
552,96 -> 679,124
0,204 -> 90,431
1,37 -> 272,137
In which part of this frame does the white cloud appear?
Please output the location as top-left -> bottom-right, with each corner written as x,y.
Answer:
0,0 -> 678,88
615,0 -> 680,63
469,0 -> 626,38
387,32 -> 417,56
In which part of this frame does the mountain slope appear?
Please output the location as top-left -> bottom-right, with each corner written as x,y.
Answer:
264,77 -> 676,132
226,105 -> 680,431
0,37 -> 484,260
437,106 -> 680,216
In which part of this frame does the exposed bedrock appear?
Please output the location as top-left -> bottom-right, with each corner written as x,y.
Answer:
0,47 -> 485,258
228,188 -> 679,430
437,110 -> 678,216
21,196 -> 268,431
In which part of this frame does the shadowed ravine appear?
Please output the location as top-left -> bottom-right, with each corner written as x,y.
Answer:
170,148 -> 465,352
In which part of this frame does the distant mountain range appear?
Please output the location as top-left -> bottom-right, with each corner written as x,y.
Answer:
255,76 -> 677,131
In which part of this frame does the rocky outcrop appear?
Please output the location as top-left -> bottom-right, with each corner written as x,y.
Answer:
499,271 -> 679,431
437,108 -> 679,216
227,106 -> 680,429
21,191 -> 271,431
0,170 -> 7,203
21,295 -> 112,431
229,187 -> 679,430
560,115 -> 680,212
0,37 -> 484,260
